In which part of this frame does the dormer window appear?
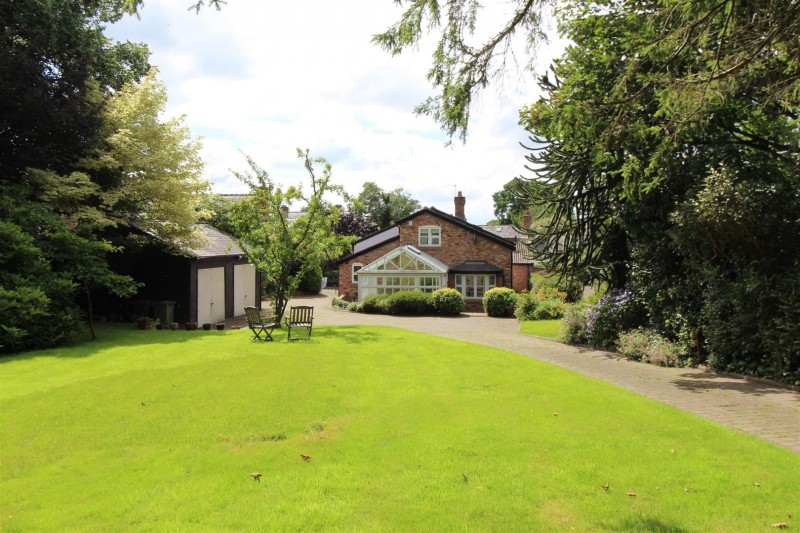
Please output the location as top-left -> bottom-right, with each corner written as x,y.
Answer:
419,226 -> 441,247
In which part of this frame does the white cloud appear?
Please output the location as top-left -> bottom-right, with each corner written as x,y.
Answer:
107,0 -> 563,224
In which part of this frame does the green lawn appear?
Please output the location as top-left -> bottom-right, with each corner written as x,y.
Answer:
1,325 -> 797,531
520,319 -> 562,338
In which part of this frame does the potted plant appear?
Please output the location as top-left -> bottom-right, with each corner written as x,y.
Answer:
185,322 -> 198,331
215,323 -> 225,331
202,323 -> 212,331
169,322 -> 180,330
154,318 -> 163,330
136,317 -> 154,330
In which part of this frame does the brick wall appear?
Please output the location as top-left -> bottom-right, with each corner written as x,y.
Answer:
338,211 -> 513,302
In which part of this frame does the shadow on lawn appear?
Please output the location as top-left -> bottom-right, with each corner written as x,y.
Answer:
607,516 -> 690,533
315,326 -> 382,344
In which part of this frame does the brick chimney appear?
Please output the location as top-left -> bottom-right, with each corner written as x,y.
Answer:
454,191 -> 466,220
522,210 -> 532,229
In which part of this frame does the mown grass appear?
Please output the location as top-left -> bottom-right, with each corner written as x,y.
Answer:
1,324 -> 797,531
520,319 -> 562,338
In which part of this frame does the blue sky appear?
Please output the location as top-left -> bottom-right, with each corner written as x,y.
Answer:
107,1 -> 562,224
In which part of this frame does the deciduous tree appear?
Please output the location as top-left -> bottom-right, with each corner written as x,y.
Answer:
229,150 -> 354,321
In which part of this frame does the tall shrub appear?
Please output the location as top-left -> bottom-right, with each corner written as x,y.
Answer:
431,288 -> 465,315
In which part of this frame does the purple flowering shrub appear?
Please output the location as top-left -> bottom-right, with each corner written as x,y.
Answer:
585,289 -> 647,349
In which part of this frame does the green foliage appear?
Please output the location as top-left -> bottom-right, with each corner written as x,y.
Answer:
348,182 -> 421,229
229,150 -> 355,322
330,297 -> 351,310
558,304 -> 589,344
482,287 -> 518,318
298,263 -> 323,294
430,288 -> 465,316
617,329 -> 683,368
360,294 -> 390,314
585,290 -> 647,350
385,291 -> 432,315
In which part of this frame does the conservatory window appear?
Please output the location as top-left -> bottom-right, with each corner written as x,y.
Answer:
418,226 -> 441,247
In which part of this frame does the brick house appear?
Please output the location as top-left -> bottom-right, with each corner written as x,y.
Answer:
479,211 -> 543,293
336,192 -> 516,312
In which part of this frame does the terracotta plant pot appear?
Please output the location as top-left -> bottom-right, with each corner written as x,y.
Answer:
136,318 -> 153,330
169,322 -> 179,330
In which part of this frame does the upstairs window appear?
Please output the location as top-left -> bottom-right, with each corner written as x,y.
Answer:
419,226 -> 441,247
352,263 -> 363,283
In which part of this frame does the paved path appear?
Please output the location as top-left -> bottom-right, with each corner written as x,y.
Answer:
250,293 -> 800,453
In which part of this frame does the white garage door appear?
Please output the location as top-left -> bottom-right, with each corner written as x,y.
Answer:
233,264 -> 256,317
197,267 -> 225,325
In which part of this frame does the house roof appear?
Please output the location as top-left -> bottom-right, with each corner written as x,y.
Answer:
186,224 -> 245,259
449,260 -> 504,273
479,224 -> 526,240
337,206 -> 515,264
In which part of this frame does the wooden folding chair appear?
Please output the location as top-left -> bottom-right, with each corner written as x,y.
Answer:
284,305 -> 314,340
244,306 -> 277,341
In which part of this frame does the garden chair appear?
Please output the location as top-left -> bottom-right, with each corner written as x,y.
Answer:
285,305 -> 314,340
244,306 -> 277,341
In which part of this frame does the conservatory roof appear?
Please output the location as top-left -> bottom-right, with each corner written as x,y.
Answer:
359,245 -> 449,274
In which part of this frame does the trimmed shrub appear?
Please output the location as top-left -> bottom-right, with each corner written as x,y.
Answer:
347,301 -> 363,313
483,287 -> 518,317
431,288 -> 465,315
559,304 -> 589,344
385,291 -> 432,315
361,294 -> 390,314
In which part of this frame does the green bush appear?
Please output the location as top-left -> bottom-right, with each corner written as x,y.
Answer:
361,294 -> 390,314
585,289 -> 648,349
532,298 -> 568,320
530,272 -> 584,303
617,328 -> 683,367
515,292 -> 538,321
298,263 -> 323,294
386,291 -> 433,315
431,288 -> 465,315
483,287 -> 518,317
559,304 -> 589,344
330,297 -> 350,310
516,291 -> 568,321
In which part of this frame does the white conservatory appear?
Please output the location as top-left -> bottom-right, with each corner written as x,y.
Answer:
356,245 -> 449,300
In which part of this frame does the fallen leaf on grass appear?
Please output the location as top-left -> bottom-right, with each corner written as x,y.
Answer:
248,472 -> 262,481
602,483 -> 609,492
300,454 -> 311,461
771,523 -> 788,529
627,492 -> 637,498
462,473 -> 468,483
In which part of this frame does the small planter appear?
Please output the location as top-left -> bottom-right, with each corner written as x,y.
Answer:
202,323 -> 212,331
215,323 -> 225,331
169,322 -> 179,330
185,322 -> 198,331
136,317 -> 153,330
